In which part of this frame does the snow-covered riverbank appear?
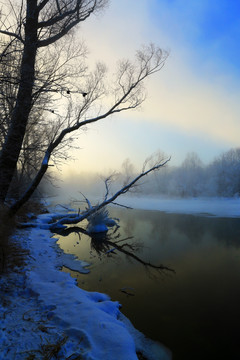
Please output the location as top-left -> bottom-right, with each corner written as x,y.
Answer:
0,213 -> 171,360
2,196 -> 239,359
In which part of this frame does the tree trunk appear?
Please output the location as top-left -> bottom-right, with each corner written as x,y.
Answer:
0,0 -> 38,203
9,153 -> 50,216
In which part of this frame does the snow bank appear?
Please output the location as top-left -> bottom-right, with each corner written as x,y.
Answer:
117,195 -> 240,218
0,214 -> 171,360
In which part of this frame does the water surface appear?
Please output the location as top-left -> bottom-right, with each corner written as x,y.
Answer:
56,208 -> 240,360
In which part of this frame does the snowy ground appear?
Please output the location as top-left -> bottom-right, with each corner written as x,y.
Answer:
0,213 -> 171,360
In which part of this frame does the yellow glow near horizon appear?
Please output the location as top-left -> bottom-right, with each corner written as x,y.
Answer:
57,0 -> 240,177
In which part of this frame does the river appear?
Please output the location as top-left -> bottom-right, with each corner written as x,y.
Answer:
55,207 -> 240,360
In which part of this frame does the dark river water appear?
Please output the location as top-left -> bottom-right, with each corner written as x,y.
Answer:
55,208 -> 240,360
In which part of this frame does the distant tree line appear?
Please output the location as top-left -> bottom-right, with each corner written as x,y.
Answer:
113,149 -> 240,198
142,149 -> 240,198
64,149 -> 240,199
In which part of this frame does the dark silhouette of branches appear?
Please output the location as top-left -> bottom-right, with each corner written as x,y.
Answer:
0,0 -> 108,203
9,45 -> 168,214
0,0 -> 168,217
54,225 -> 175,274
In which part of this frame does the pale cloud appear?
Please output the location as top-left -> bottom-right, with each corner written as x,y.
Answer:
64,0 -> 240,175
137,2 -> 240,147
140,57 -> 240,146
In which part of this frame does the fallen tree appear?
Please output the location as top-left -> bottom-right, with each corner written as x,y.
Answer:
19,155 -> 170,230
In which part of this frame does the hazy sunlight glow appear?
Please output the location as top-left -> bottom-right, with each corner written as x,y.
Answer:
61,0 -> 240,176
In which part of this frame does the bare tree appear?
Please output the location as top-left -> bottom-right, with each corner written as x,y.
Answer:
0,0 -> 108,202
0,34 -> 87,196
9,45 -> 168,214
0,0 -> 168,216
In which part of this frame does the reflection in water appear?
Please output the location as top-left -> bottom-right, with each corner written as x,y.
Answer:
55,209 -> 240,360
55,224 -> 174,275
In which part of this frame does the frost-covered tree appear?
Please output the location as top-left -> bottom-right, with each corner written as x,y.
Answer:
209,148 -> 240,197
178,152 -> 204,197
161,152 -> 204,197
146,149 -> 240,198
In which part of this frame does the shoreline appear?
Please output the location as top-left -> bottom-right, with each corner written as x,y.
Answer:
2,196 -> 239,359
0,214 -> 171,360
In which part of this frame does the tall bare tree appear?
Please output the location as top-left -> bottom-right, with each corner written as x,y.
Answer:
0,0 -> 168,215
0,0 -> 107,202
0,34 -> 87,196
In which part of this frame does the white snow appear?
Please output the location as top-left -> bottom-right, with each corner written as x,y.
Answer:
87,223 -> 108,233
117,195 -> 240,218
0,213 -> 171,360
86,207 -> 119,234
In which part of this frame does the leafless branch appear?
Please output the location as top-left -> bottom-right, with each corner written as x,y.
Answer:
37,0 -> 108,47
8,43 -> 168,214
23,156 -> 170,228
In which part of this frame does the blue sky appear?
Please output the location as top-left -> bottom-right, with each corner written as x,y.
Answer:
151,0 -> 240,77
63,0 -> 240,176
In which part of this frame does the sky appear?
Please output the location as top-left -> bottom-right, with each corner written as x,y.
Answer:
61,0 -> 240,177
